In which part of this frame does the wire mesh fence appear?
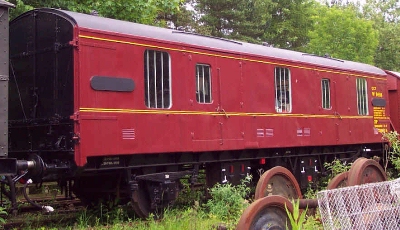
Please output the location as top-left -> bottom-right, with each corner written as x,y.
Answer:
318,178 -> 400,230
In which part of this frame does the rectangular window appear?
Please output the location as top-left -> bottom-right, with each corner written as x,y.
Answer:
144,50 -> 171,109
356,78 -> 368,115
275,67 -> 291,113
196,64 -> 212,103
321,79 -> 331,109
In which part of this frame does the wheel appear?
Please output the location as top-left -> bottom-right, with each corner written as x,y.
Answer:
236,195 -> 293,230
255,166 -> 302,200
131,180 -> 151,218
130,179 -> 181,218
327,171 -> 349,190
347,157 -> 387,186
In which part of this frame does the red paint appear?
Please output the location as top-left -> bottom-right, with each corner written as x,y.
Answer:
69,23 -> 389,167
386,71 -> 400,132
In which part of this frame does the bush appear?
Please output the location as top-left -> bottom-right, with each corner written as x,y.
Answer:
203,177 -> 251,226
324,158 -> 351,178
382,131 -> 400,171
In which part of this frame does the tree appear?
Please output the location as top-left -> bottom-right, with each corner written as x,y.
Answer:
373,23 -> 400,71
261,0 -> 316,50
7,0 -> 33,19
194,0 -> 269,43
169,0 -> 213,34
306,5 -> 378,64
7,0 -> 183,26
362,0 -> 400,71
192,0 -> 316,49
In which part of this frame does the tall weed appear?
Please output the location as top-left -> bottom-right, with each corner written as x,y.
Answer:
204,177 -> 251,226
285,199 -> 307,230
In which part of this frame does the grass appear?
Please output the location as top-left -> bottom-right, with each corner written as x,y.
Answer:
4,181 -> 323,230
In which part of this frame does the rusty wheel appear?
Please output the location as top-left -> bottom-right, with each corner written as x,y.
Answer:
327,171 -> 349,190
347,157 -> 387,186
255,166 -> 302,200
236,195 -> 293,230
131,181 -> 151,218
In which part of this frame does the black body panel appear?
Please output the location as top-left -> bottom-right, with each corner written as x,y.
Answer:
10,10 -> 74,120
9,10 -> 75,165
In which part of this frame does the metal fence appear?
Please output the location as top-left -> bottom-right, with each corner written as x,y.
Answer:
318,178 -> 400,230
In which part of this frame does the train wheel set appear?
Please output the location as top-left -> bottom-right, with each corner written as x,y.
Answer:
236,157 -> 388,230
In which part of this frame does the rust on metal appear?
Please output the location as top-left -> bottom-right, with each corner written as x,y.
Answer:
298,199 -> 319,209
236,195 -> 293,230
347,157 -> 387,186
255,166 -> 302,200
327,171 -> 349,190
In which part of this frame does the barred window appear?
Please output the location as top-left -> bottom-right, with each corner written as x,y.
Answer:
321,79 -> 331,109
275,67 -> 291,113
196,64 -> 212,103
144,50 -> 171,109
356,78 -> 368,115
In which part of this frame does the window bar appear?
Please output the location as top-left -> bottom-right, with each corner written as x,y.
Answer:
280,69 -> 284,110
361,80 -> 364,114
361,79 -> 364,114
358,79 -> 360,114
208,67 -> 211,102
202,65 -> 206,103
325,80 -> 327,108
275,69 -> 278,111
161,52 -> 164,108
363,80 -> 367,114
327,81 -> 330,108
278,69 -> 280,110
322,80 -> 324,108
196,65 -> 200,102
153,51 -> 157,108
322,80 -> 325,108
287,69 -> 290,109
146,51 -> 150,107
357,78 -> 362,115
360,80 -> 362,114
328,82 -> 330,108
359,79 -> 362,114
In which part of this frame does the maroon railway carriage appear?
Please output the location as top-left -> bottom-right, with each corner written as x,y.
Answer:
2,8 -> 390,216
386,70 -> 400,131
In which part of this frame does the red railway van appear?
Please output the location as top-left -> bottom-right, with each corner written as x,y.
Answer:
5,8 -> 390,216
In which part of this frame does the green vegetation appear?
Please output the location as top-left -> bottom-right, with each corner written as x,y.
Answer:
6,0 -> 400,71
204,177 -> 251,227
285,199 -> 308,230
382,131 -> 400,178
4,178 -> 251,229
7,0 -> 183,26
0,205 -> 7,224
324,158 -> 351,178
306,5 -> 378,64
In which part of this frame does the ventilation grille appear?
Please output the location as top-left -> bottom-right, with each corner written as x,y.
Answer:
122,129 -> 135,140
